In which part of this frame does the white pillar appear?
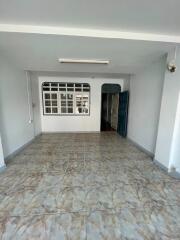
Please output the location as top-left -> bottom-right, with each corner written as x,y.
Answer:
155,47 -> 180,173
0,134 -> 6,170
169,92 -> 180,172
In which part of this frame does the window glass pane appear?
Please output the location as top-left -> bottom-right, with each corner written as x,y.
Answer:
43,82 -> 50,87
83,108 -> 88,114
61,108 -> 66,113
68,94 -> 73,100
51,83 -> 58,87
59,88 -> 66,91
52,101 -> 57,106
45,100 -> 51,106
61,94 -> 66,100
51,88 -> 58,91
82,101 -> 88,107
75,83 -> 82,92
45,108 -> 51,113
61,101 -> 66,106
76,107 -> 82,114
75,88 -> 81,92
68,108 -> 73,113
76,95 -> 82,100
67,83 -> 74,87
76,95 -> 82,107
59,83 -> 66,91
82,95 -> 88,99
52,108 -> 58,113
45,93 -> 50,99
83,84 -> 89,88
76,101 -> 81,107
67,88 -> 74,91
44,88 -> 50,91
51,94 -> 57,99
68,101 -> 73,107
83,88 -> 90,92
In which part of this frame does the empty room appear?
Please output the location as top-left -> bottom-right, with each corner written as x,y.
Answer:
0,0 -> 180,239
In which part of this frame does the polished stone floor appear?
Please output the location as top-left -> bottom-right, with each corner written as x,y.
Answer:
0,132 -> 180,239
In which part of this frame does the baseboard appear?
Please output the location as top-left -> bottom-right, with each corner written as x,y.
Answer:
5,133 -> 42,163
127,138 -> 180,179
153,159 -> 180,179
41,131 -> 100,134
0,164 -> 6,173
127,137 -> 154,158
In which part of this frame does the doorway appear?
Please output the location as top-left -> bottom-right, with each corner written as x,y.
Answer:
101,84 -> 121,131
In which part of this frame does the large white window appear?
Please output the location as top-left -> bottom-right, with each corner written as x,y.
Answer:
42,82 -> 90,115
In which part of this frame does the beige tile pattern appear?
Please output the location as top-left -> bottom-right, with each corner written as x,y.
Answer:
0,132 -> 180,239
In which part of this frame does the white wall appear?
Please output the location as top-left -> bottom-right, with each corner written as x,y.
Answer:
128,56 -> 166,154
155,48 -> 180,171
0,56 -> 35,158
169,92 -> 180,172
123,77 -> 130,91
0,134 -> 5,168
38,77 -> 125,132
30,72 -> 42,136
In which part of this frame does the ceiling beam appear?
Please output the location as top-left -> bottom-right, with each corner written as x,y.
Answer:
0,24 -> 180,43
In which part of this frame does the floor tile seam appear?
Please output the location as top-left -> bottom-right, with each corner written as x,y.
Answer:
2,175 -> 178,189
1,187 -> 180,207
83,142 -> 87,185
0,210 -> 90,219
40,171 -> 179,185
0,182 -> 131,193
84,139 -> 88,240
1,202 -> 178,219
1,203 -> 178,220
1,178 -> 179,188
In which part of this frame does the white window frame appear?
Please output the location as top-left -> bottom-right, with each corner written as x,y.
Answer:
59,91 -> 74,115
43,91 -> 59,115
42,82 -> 90,116
75,92 -> 90,115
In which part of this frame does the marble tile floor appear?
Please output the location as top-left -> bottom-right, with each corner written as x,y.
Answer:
0,132 -> 180,239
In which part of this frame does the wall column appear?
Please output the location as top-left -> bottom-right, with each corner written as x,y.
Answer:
155,47 -> 180,174
0,134 -> 6,170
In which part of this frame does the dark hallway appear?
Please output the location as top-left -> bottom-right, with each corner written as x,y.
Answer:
101,84 -> 121,131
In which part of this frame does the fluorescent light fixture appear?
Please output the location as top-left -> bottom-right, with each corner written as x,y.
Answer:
58,58 -> 109,64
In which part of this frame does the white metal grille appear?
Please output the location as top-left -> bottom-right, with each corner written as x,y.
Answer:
42,82 -> 90,115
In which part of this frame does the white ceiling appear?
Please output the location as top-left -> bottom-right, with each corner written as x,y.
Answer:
0,0 -> 180,35
0,32 -> 175,74
0,1 -> 179,75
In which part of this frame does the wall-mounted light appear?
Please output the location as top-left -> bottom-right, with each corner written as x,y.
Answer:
58,58 -> 109,64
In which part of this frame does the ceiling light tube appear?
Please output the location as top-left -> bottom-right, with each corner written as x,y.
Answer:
58,58 -> 109,64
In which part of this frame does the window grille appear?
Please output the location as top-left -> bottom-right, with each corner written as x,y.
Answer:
42,82 -> 90,115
